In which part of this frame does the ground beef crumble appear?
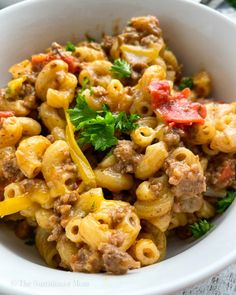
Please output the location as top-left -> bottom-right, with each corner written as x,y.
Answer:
165,159 -> 206,197
113,140 -> 142,174
70,243 -> 140,275
0,147 -> 23,182
70,244 -> 103,273
48,191 -> 78,242
162,126 -> 185,149
206,154 -> 236,189
165,157 -> 206,213
99,243 -> 140,274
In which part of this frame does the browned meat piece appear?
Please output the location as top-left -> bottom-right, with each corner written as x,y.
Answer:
15,220 -> 32,240
70,245 -> 103,273
149,178 -> 164,196
92,85 -> 108,97
70,243 -> 140,274
53,192 -> 78,228
131,62 -> 148,75
115,15 -> 162,49
47,223 -> 63,242
99,243 -> 140,275
101,35 -> 116,54
47,191 -> 78,241
129,16 -> 162,37
173,195 -> 203,213
166,160 -> 206,197
110,206 -> 126,227
110,230 -> 125,248
108,206 -> 128,247
162,127 -> 185,149
20,179 -> 37,192
1,147 -> 23,182
21,83 -> 38,109
2,159 -> 22,181
113,140 -> 142,174
206,155 -> 236,189
118,28 -> 140,45
59,192 -> 78,204
47,213 -> 62,242
165,158 -> 206,213
140,34 -> 160,46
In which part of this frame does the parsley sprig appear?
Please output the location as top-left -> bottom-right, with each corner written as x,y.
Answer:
68,82 -> 139,151
227,0 -> 236,9
190,219 -> 214,239
178,77 -> 193,90
110,59 -> 132,79
217,190 -> 236,214
65,41 -> 76,52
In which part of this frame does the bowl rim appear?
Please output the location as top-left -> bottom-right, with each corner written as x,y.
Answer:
1,0 -> 236,295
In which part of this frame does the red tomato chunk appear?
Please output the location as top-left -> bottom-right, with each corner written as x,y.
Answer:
148,79 -> 206,126
31,53 -> 80,74
0,111 -> 14,118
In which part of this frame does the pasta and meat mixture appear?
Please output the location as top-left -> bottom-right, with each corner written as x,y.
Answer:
0,16 -> 236,274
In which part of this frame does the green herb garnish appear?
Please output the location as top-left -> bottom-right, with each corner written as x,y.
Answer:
178,77 -> 193,90
77,110 -> 118,151
190,219 -> 214,239
65,41 -> 76,52
68,89 -> 139,151
227,0 -> 236,8
114,112 -> 140,132
217,190 -> 236,214
110,59 -> 132,79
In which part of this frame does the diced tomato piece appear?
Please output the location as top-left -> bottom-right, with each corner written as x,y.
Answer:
60,53 -> 80,74
31,53 -> 55,65
218,162 -> 234,184
31,53 -> 80,74
173,87 -> 191,100
149,80 -> 171,107
0,111 -> 14,118
148,79 -> 206,126
157,99 -> 206,125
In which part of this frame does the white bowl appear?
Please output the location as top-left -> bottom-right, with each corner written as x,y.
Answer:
0,0 -> 236,294
0,0 -> 24,9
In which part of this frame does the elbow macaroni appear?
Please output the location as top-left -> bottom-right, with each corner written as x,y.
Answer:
16,136 -> 51,178
36,60 -> 77,109
135,141 -> 168,179
41,140 -> 77,197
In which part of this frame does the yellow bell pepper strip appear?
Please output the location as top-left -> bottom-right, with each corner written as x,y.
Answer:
120,44 -> 160,64
65,111 -> 96,188
121,44 -> 160,58
7,76 -> 27,96
0,195 -> 33,218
